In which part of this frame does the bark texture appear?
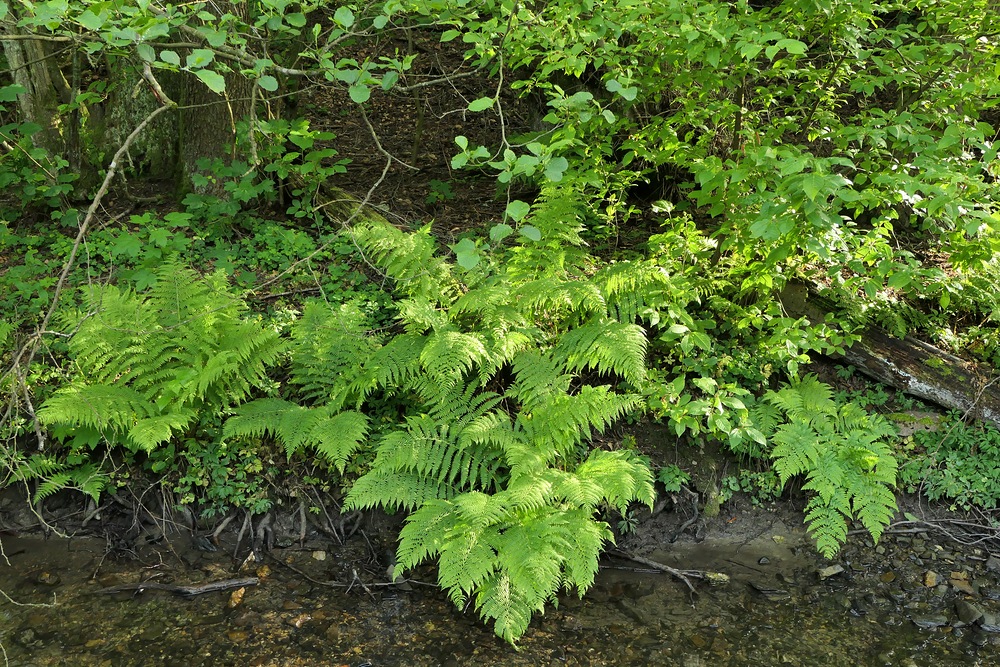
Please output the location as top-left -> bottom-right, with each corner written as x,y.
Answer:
780,282 -> 1000,427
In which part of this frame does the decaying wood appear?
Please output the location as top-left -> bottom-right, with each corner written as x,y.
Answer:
97,577 -> 258,598
779,282 -> 1000,427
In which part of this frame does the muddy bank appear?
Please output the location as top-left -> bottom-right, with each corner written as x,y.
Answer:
2,500 -> 1000,667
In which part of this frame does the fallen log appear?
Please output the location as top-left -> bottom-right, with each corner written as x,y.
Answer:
779,283 -> 1000,427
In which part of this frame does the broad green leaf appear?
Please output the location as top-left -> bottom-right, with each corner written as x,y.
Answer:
257,75 -> 279,91
519,225 -> 541,242
136,43 -> 155,63
286,12 -> 307,27
441,29 -> 461,42
334,6 -> 355,28
381,71 -> 399,90
77,9 -> 104,31
489,223 -> 513,243
372,15 -> 388,29
186,49 -> 215,69
159,50 -> 180,66
802,173 -> 826,201
505,200 -> 530,221
195,69 -> 226,94
451,238 -> 480,269
0,1 -> 7,20
349,84 -> 370,103
468,97 -> 494,112
0,84 -> 26,102
776,39 -> 807,55
544,157 -> 569,182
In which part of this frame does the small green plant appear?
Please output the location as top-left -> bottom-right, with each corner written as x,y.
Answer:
425,179 -> 456,205
898,417 -> 1000,510
761,374 -> 898,558
656,464 -> 690,493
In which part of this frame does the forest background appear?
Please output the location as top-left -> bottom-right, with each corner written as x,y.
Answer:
1,0 -> 999,643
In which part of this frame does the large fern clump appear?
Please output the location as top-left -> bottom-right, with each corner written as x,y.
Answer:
761,374 -> 898,557
38,261 -> 285,461
227,206 -> 656,643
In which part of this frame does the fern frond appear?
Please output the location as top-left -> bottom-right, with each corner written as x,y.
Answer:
519,388 -> 642,463
476,571 -> 535,645
352,221 -> 455,298
310,411 -> 369,472
419,330 -> 488,389
513,278 -> 605,320
224,399 -> 368,471
804,493 -> 851,559
592,260 -> 672,323
289,301 -> 380,405
396,498 -> 457,569
397,296 -> 451,333
572,449 -> 655,512
129,413 -> 198,452
344,469 -> 456,512
554,320 -> 647,386
851,480 -> 897,543
352,333 -> 426,399
39,384 -> 156,434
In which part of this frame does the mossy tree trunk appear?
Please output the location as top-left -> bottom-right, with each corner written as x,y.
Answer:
1,12 -> 74,165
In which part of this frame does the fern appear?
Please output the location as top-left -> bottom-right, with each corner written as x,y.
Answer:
223,398 -> 368,472
37,262 -> 284,503
322,217 -> 656,642
765,374 -> 898,557
12,455 -> 107,503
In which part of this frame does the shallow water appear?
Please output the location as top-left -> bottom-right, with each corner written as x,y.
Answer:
1,523 -> 997,667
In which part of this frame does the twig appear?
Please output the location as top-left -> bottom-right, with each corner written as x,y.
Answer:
608,550 -> 724,595
96,577 -> 258,597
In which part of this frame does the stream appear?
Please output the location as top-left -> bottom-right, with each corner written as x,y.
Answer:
2,509 -> 999,667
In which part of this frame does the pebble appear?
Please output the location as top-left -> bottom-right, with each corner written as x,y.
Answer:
924,570 -> 940,587
818,565 -> 845,580
879,571 -> 896,583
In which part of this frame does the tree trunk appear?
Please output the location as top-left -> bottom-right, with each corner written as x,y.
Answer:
780,282 -> 1000,427
177,1 -> 253,194
1,21 -> 69,156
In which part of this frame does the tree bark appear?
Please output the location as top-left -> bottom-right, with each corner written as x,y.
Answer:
177,1 -> 253,194
1,19 -> 69,156
780,283 -> 1000,427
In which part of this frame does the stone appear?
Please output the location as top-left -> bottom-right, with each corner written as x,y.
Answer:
818,565 -> 845,580
985,556 -> 1000,573
950,571 -> 975,595
955,600 -> 984,625
923,570 -> 940,587
910,614 -> 949,630
979,613 -> 1000,633
879,571 -> 897,583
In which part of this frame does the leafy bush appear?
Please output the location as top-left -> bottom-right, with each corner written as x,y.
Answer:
899,417 -> 1000,510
